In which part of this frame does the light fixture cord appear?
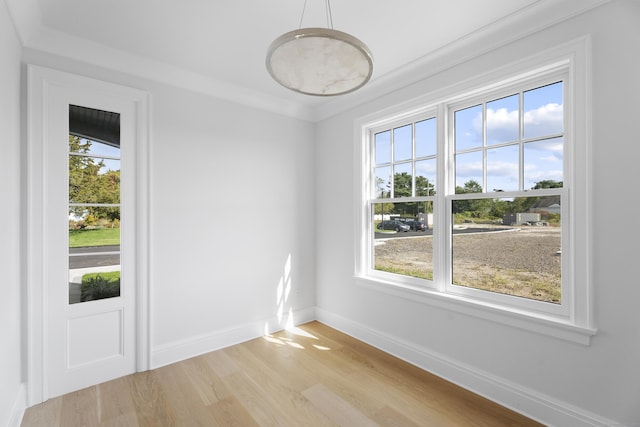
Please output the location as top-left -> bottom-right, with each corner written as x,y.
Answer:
298,0 -> 334,29
325,0 -> 334,29
298,0 -> 308,28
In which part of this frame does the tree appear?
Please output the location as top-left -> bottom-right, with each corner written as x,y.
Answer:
390,173 -> 435,217
68,135 -> 120,224
532,179 -> 563,189
393,172 -> 412,198
511,180 -> 563,215
453,179 -> 485,215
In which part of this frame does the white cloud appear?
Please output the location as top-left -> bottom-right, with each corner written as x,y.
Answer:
487,161 -> 518,177
471,103 -> 563,142
456,161 -> 482,177
486,108 -> 519,143
524,103 -> 563,137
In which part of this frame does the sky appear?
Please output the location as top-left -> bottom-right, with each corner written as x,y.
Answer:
72,138 -> 121,174
374,81 -> 563,196
455,81 -> 563,191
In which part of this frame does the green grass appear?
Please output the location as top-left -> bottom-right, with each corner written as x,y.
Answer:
81,271 -> 120,283
453,267 -> 561,304
375,264 -> 434,280
69,228 -> 120,247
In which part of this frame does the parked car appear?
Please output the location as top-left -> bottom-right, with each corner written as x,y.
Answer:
405,220 -> 427,231
377,220 -> 410,232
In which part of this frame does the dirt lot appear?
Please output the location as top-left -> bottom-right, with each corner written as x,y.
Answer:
374,225 -> 562,303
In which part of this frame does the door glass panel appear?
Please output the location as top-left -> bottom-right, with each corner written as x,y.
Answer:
68,106 -> 121,304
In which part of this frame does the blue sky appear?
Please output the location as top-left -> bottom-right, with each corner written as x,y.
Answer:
455,82 -> 563,191
374,81 -> 563,196
74,138 -> 121,173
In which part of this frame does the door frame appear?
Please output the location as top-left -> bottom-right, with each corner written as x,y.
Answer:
26,65 -> 151,405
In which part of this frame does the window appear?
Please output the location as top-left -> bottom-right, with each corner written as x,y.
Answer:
372,117 -> 436,282
356,41 -> 595,343
68,105 -> 122,304
448,81 -> 565,312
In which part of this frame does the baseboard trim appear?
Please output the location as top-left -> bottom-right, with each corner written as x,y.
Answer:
315,308 -> 617,427
150,306 -> 316,369
8,382 -> 27,427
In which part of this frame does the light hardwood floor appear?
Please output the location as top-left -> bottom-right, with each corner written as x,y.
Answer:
21,321 -> 543,426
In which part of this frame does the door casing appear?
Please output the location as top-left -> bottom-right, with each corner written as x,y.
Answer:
27,65 -> 150,405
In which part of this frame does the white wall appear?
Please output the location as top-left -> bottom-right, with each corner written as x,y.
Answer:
149,83 -> 317,364
22,48 -> 317,369
0,0 -> 26,425
315,1 -> 640,425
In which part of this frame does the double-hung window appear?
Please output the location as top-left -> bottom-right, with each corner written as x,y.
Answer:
356,40 -> 595,343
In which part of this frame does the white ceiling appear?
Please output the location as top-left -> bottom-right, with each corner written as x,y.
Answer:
8,0 -> 609,120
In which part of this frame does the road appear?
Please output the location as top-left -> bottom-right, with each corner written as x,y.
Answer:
69,245 -> 120,269
375,226 -> 506,240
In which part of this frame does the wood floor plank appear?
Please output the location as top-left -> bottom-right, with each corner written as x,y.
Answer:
280,341 -> 388,418
346,364 -> 468,426
208,396 -> 261,427
201,346 -> 241,378
21,321 -> 544,427
236,335 -> 322,391
153,363 -> 215,426
96,376 -> 139,426
126,371 -> 175,427
59,386 -> 100,427
372,405 -> 423,427
218,371 -> 289,426
302,383 -> 378,427
20,396 -> 62,427
222,344 -> 336,426
180,354 -> 232,405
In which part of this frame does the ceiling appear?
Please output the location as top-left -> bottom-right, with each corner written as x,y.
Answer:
9,0 -> 609,120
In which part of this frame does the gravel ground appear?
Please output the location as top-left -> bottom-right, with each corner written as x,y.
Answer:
375,225 -> 562,302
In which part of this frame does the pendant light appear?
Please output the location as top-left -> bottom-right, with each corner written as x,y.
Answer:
266,0 -> 373,96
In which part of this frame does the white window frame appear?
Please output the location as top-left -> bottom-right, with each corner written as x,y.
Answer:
354,37 -> 596,345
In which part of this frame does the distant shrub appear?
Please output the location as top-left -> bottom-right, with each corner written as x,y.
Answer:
81,272 -> 120,301
85,214 -> 97,226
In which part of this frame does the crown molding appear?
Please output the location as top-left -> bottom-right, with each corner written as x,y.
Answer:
22,27 -> 316,121
7,0 -> 611,123
312,0 -> 612,122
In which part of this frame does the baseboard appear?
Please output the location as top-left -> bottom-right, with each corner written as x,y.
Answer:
7,382 -> 27,427
315,308 -> 617,427
151,306 -> 316,369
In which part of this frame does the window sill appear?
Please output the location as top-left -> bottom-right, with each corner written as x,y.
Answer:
354,275 -> 597,346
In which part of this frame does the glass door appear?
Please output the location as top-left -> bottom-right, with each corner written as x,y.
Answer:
68,105 -> 122,304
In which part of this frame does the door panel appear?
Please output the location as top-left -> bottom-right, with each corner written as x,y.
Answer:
45,89 -> 136,399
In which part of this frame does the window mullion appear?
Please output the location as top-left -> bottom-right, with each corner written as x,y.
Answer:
434,103 -> 448,291
481,102 -> 487,192
519,90 -> 525,191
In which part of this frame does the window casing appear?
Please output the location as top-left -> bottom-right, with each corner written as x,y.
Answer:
355,41 -> 595,343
